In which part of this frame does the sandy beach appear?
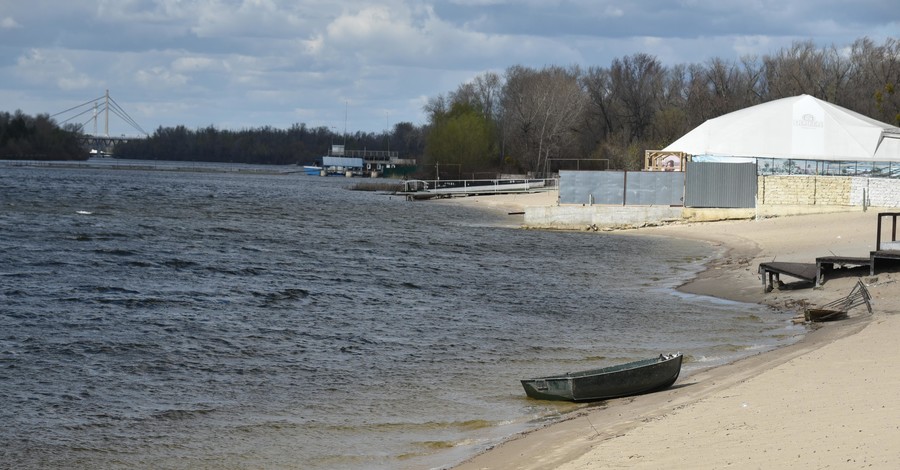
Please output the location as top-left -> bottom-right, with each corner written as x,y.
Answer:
437,190 -> 900,469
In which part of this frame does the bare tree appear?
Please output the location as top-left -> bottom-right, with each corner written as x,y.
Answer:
581,66 -> 618,141
423,94 -> 449,126
817,45 -> 853,103
501,65 -> 587,175
608,53 -> 665,142
763,40 -> 830,99
846,37 -> 900,125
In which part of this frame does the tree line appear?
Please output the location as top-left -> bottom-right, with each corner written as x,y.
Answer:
113,122 -> 426,166
3,37 -> 897,175
424,37 -> 899,176
0,110 -> 87,160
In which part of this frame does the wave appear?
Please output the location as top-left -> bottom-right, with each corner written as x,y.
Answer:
151,408 -> 217,422
92,248 -> 138,257
162,259 -> 199,269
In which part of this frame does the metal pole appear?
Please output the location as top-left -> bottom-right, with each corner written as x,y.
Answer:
104,89 -> 109,137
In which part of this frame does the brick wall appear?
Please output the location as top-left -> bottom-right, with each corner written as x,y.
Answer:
758,175 -> 900,207
816,177 -> 852,205
851,177 -> 900,207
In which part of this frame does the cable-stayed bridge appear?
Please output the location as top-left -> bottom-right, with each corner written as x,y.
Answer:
52,90 -> 149,155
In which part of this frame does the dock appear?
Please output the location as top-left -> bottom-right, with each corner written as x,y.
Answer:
760,212 -> 900,293
758,262 -> 818,292
402,178 -> 553,200
815,256 -> 872,286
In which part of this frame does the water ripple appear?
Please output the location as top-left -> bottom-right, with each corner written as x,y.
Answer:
0,166 -> 803,470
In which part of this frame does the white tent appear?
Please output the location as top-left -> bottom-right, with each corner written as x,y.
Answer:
663,94 -> 900,162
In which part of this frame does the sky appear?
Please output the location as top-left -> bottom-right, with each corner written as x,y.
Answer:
0,1 -> 897,137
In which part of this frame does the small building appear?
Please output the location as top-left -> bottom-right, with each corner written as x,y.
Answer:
320,144 -> 416,177
322,155 -> 364,176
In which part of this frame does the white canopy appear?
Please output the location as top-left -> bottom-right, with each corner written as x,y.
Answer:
663,94 -> 900,162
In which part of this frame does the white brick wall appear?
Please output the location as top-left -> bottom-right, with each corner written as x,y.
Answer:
759,175 -> 900,207
851,177 -> 900,207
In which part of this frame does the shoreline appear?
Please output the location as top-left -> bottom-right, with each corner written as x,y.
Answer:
438,191 -> 900,469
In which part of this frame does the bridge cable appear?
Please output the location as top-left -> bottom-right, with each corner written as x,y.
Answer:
52,92 -> 149,137
49,95 -> 106,119
57,107 -> 97,126
108,95 -> 149,136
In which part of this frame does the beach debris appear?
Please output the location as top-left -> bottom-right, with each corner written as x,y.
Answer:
803,279 -> 872,322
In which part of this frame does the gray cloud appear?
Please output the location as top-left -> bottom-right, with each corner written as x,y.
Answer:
0,0 -> 896,135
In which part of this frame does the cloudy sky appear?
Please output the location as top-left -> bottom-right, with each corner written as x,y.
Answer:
1,1 -> 897,136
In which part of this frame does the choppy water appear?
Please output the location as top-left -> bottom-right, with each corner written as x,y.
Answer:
0,163 -> 803,469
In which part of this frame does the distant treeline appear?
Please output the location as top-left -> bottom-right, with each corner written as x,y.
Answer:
0,111 -> 87,160
114,122 -> 426,166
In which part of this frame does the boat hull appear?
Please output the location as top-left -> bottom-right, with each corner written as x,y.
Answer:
521,353 -> 682,402
303,165 -> 323,176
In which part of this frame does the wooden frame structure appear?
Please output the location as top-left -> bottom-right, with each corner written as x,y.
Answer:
644,150 -> 690,172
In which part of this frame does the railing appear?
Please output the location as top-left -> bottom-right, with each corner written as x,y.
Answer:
402,178 -> 557,195
331,149 -> 399,160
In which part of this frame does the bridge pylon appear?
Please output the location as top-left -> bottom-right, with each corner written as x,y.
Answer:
52,90 -> 149,156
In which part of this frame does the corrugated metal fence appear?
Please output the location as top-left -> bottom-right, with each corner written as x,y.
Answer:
684,162 -> 757,208
559,162 -> 757,208
559,170 -> 684,205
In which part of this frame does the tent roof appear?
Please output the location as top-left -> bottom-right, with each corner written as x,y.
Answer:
663,94 -> 900,162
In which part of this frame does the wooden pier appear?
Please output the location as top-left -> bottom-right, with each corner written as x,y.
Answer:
815,256 -> 872,287
760,212 -> 900,293
758,262 -> 818,292
402,178 -> 553,200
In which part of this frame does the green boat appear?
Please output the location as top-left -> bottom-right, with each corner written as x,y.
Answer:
521,353 -> 683,402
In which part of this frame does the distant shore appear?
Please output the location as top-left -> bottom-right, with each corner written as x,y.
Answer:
439,191 -> 900,469
0,158 -> 296,174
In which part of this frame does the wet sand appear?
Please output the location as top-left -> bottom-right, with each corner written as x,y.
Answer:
438,191 -> 900,469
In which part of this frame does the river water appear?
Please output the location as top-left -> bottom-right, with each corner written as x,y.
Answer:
0,163 -> 803,469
